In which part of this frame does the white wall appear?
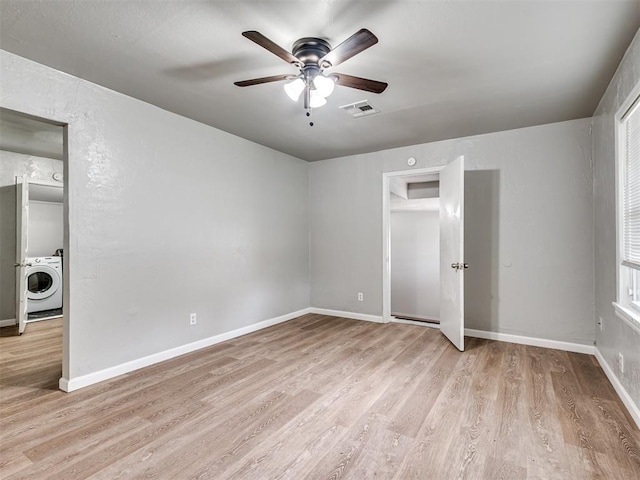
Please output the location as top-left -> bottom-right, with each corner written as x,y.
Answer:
592,29 -> 640,412
0,50 -> 310,383
310,118 -> 594,345
28,201 -> 63,257
0,150 -> 64,321
391,211 -> 439,320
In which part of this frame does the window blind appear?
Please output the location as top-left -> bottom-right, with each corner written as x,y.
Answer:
623,96 -> 640,270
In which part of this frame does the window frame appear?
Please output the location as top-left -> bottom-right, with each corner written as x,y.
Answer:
613,80 -> 640,335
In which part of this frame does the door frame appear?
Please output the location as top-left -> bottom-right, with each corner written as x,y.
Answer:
15,176 -> 29,334
382,166 -> 443,324
2,106 -> 69,390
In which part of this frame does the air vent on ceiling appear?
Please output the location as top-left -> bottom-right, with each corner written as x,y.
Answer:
339,100 -> 381,118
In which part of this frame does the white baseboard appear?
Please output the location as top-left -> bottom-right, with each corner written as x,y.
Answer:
307,307 -> 384,323
58,377 -> 70,392
595,348 -> 640,429
464,328 -> 595,355
0,318 -> 17,328
306,311 -> 595,354
59,307 -> 313,392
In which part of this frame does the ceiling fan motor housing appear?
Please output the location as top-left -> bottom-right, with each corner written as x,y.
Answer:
292,37 -> 332,69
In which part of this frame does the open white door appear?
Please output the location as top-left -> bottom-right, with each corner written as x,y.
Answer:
15,177 -> 29,335
439,156 -> 465,351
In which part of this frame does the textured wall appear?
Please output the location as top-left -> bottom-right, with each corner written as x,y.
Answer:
391,211 -> 440,319
0,151 -> 64,321
592,29 -> 640,409
310,118 -> 594,344
0,50 -> 310,381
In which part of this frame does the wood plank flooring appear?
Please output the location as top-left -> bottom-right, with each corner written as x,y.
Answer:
1,314 -> 639,479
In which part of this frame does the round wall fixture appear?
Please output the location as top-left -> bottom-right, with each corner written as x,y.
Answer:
407,157 -> 416,166
53,173 -> 63,182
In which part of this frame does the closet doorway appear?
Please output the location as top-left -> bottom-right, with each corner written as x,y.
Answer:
389,177 -> 440,325
382,157 -> 466,351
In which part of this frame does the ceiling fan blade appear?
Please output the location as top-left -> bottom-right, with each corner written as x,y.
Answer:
234,74 -> 295,87
319,29 -> 378,68
332,73 -> 388,94
242,31 -> 301,66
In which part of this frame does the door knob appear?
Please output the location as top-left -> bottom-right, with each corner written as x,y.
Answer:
450,262 -> 469,270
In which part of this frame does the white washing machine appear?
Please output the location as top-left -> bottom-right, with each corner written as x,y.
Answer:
26,256 -> 63,313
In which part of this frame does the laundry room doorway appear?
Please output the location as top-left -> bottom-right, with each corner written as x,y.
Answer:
0,107 -> 67,393
15,177 -> 65,334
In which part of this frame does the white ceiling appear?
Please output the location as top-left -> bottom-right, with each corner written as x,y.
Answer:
0,1 -> 638,161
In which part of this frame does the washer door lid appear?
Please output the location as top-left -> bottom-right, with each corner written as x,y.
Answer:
27,265 -> 61,300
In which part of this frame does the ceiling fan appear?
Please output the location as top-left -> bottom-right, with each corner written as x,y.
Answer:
234,29 -> 388,120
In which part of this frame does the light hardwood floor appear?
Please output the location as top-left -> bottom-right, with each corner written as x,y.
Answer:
1,314 -> 639,479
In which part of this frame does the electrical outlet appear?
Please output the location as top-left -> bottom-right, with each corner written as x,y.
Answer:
357,292 -> 364,301
618,352 -> 624,374
190,313 -> 197,326
599,316 -> 603,331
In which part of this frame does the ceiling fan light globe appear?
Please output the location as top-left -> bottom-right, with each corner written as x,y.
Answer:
309,90 -> 327,108
313,74 -> 335,98
284,78 -> 305,101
